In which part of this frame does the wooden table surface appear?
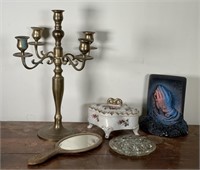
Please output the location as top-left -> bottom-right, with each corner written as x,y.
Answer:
1,121 -> 199,169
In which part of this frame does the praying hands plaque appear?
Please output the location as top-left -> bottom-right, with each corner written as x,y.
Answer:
140,74 -> 188,137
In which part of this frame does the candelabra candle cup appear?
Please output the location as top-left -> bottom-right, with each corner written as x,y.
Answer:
15,36 -> 30,55
79,38 -> 91,55
31,27 -> 44,42
83,31 -> 95,44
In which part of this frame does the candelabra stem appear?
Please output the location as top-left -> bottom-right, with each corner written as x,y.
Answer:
37,63 -> 73,142
37,10 -> 75,141
52,68 -> 64,130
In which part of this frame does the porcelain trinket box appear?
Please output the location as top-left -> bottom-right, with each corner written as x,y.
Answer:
88,98 -> 140,138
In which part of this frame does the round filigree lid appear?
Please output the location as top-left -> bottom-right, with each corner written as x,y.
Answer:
109,134 -> 156,156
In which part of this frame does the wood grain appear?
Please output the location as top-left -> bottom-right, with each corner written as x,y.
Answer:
1,122 -> 199,169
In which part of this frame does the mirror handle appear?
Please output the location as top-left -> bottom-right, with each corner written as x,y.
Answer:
28,148 -> 60,165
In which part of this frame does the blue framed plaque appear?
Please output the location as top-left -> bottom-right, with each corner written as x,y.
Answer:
140,74 -> 188,137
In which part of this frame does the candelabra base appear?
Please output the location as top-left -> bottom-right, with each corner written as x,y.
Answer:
38,125 -> 75,142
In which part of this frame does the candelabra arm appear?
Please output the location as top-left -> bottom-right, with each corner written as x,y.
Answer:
33,44 -> 44,59
62,53 -> 87,71
21,57 -> 37,70
21,51 -> 54,70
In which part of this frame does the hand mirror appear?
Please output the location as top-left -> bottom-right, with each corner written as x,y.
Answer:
28,132 -> 103,165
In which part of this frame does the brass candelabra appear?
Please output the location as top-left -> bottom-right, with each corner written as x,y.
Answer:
13,9 -> 96,141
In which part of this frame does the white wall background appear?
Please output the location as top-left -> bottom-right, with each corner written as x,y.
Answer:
0,0 -> 199,125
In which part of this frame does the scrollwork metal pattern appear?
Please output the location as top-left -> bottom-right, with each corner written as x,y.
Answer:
21,51 -> 54,70
62,53 -> 86,71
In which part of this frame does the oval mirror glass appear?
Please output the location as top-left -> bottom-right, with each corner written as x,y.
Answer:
58,133 -> 102,152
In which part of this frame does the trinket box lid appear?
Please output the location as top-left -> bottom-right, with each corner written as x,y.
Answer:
89,104 -> 139,116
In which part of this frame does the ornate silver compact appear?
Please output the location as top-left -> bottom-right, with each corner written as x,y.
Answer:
109,134 -> 156,156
